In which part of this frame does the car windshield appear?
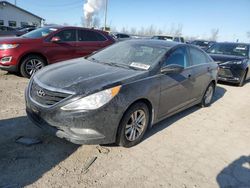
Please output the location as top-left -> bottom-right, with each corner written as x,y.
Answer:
22,27 -> 58,39
88,41 -> 169,70
207,43 -> 249,57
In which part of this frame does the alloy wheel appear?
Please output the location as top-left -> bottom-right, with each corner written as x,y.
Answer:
25,59 -> 44,76
125,110 -> 146,142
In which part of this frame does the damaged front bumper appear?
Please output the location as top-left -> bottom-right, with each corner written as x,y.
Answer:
218,66 -> 244,84
25,88 -> 125,145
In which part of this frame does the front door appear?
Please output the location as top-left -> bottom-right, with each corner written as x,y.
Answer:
158,46 -> 194,118
44,29 -> 77,63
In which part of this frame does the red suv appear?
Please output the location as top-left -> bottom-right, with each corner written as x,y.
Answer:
0,26 -> 115,77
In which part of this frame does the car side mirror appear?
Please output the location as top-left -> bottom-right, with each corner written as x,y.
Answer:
51,36 -> 61,43
161,64 -> 184,74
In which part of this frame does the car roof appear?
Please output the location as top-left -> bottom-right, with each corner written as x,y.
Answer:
123,39 -> 183,48
44,26 -> 107,33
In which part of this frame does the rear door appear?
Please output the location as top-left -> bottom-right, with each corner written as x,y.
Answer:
44,29 -> 77,63
158,46 -> 194,118
189,46 -> 214,100
75,29 -> 108,57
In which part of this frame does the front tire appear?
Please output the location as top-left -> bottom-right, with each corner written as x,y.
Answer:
116,102 -> 150,148
201,82 -> 215,107
238,70 -> 247,87
20,55 -> 46,78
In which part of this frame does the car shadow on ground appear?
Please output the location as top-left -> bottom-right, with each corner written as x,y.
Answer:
0,116 -> 79,187
217,156 -> 250,187
143,85 -> 227,141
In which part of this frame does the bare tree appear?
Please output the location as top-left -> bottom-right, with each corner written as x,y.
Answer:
247,31 -> 250,40
173,24 -> 183,37
210,28 -> 219,41
157,28 -> 163,35
121,27 -> 129,34
130,27 -> 137,35
137,27 -> 145,35
144,25 -> 156,36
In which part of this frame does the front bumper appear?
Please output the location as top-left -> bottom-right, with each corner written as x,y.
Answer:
218,66 -> 244,84
25,88 -> 126,145
0,49 -> 19,72
0,64 -> 17,72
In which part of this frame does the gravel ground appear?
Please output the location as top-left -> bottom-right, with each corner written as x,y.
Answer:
0,70 -> 249,188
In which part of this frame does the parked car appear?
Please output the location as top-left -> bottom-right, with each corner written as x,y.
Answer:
152,35 -> 185,43
191,40 -> 216,50
0,26 -> 18,37
0,26 -> 115,77
25,40 -> 218,147
110,32 -> 131,41
16,26 -> 37,36
206,42 -> 250,86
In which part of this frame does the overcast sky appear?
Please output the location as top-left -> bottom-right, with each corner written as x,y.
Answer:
6,0 -> 250,42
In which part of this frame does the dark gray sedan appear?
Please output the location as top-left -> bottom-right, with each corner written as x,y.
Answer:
25,40 -> 218,147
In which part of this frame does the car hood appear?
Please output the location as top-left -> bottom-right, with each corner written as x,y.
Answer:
208,54 -> 247,64
34,58 -> 147,95
0,36 -> 40,44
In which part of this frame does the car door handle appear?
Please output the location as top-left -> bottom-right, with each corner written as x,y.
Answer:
207,67 -> 211,72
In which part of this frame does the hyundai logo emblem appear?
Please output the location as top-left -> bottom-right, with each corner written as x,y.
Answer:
37,89 -> 46,97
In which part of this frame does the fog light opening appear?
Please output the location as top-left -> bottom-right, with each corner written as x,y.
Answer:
0,56 -> 12,64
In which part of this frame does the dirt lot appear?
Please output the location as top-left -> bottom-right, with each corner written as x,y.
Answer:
0,69 -> 249,188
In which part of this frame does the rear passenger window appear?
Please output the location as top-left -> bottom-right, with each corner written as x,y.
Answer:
164,47 -> 189,68
190,47 -> 210,65
78,30 -> 106,41
54,29 -> 76,42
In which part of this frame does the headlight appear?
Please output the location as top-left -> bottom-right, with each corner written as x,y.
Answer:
0,44 -> 19,50
61,85 -> 121,111
232,61 -> 243,65
220,61 -> 242,65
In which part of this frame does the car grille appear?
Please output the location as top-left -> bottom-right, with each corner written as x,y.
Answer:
218,68 -> 233,78
30,81 -> 72,107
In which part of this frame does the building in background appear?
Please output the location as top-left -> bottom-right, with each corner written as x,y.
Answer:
0,1 -> 44,28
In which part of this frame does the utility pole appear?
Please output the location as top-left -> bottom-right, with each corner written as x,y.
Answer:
104,0 -> 108,31
14,0 -> 16,5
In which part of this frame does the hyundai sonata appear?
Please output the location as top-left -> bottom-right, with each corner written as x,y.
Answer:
26,40 -> 218,147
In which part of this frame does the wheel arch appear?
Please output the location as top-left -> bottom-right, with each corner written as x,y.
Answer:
245,67 -> 249,77
115,98 -> 154,142
18,52 -> 48,72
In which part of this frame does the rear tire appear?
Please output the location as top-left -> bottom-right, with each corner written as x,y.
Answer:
238,70 -> 247,87
201,82 -> 215,107
20,55 -> 46,78
116,102 -> 150,148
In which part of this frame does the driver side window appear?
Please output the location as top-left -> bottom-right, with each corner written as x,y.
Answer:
54,29 -> 76,42
163,47 -> 189,68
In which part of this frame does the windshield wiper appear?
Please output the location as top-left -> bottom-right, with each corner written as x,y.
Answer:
87,58 -> 140,70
